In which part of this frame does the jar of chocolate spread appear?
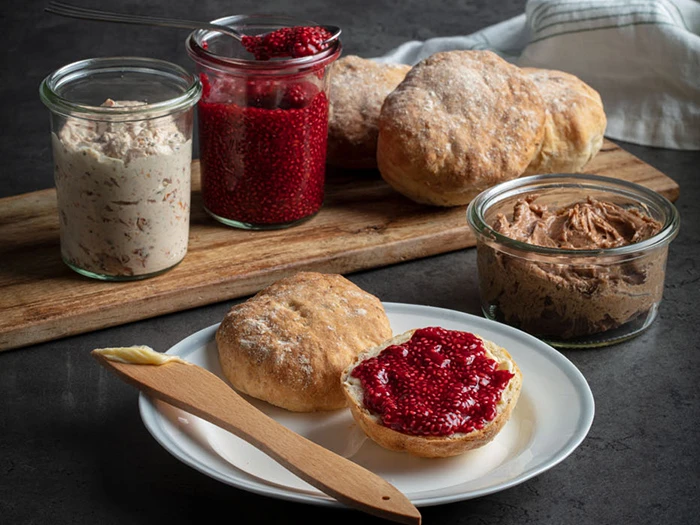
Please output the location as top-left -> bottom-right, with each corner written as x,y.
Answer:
40,57 -> 202,281
186,15 -> 342,230
467,174 -> 680,348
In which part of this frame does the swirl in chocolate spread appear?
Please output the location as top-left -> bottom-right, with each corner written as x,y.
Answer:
492,196 -> 662,250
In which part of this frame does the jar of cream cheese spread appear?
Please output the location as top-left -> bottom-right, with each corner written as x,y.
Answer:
40,57 -> 202,280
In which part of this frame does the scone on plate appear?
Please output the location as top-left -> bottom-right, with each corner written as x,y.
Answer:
377,50 -> 546,207
341,327 -> 522,458
521,67 -> 607,176
216,272 -> 392,412
327,55 -> 411,169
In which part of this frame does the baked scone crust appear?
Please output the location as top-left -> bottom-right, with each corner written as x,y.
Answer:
376,50 -> 546,206
216,272 -> 392,412
341,329 -> 522,458
521,67 -> 607,176
327,55 -> 411,169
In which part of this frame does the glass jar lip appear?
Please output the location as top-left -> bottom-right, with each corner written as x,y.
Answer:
39,56 -> 202,121
466,173 -> 680,257
185,14 -> 342,74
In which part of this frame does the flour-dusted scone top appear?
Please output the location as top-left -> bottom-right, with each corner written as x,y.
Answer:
216,272 -> 392,412
521,67 -> 607,176
377,50 -> 546,206
327,55 -> 411,169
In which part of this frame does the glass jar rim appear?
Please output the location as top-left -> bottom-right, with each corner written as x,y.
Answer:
39,56 -> 202,121
185,14 -> 342,75
466,173 -> 680,257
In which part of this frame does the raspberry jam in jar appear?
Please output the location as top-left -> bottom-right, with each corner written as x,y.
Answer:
187,15 -> 341,229
242,25 -> 334,59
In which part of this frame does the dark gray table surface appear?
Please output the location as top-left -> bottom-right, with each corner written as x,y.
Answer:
2,1 -> 699,524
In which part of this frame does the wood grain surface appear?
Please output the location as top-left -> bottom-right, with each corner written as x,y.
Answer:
0,140 -> 680,352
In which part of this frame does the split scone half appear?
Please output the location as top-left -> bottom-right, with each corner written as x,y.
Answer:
341,327 -> 522,458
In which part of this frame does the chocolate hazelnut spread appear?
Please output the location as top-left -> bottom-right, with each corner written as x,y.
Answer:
478,196 -> 665,340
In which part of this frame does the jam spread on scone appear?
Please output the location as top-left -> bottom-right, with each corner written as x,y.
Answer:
350,327 -> 514,436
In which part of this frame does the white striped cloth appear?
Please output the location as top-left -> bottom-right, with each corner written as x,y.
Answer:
374,0 -> 700,150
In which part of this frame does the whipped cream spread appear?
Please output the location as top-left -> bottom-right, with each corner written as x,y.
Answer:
92,345 -> 188,365
52,99 -> 192,277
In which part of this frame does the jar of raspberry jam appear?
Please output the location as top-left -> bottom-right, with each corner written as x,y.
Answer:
186,15 -> 342,229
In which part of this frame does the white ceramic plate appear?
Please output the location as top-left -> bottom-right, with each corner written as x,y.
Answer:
139,302 -> 594,508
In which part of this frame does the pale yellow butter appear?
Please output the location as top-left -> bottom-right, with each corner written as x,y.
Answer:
92,345 -> 188,365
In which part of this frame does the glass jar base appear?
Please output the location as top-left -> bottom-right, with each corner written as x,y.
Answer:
204,207 -> 319,230
482,303 -> 659,349
64,258 -> 183,281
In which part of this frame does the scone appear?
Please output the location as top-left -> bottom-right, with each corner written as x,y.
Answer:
376,50 -> 546,207
521,67 -> 607,176
216,272 -> 392,412
341,327 -> 522,458
327,55 -> 411,169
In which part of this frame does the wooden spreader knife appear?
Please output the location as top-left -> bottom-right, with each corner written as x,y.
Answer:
92,350 -> 422,524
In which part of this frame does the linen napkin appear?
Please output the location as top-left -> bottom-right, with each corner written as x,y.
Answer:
374,0 -> 700,150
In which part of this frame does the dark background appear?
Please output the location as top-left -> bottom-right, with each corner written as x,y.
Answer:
1,1 -> 699,524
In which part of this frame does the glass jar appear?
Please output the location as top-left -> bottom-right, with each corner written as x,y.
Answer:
186,15 -> 342,230
40,57 -> 201,281
467,174 -> 680,348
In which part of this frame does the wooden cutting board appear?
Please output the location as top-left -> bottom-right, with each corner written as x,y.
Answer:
0,140 -> 680,352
